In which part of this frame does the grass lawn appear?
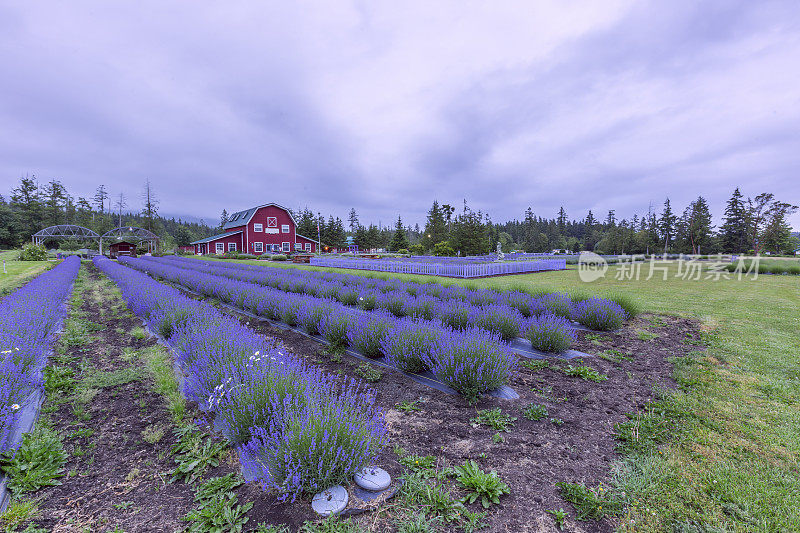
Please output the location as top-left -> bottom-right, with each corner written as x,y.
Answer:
203,255 -> 800,531
0,250 -> 53,296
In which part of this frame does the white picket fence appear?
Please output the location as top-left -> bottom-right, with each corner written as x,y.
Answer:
309,257 -> 566,278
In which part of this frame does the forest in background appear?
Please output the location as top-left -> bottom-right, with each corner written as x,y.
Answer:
2,176 -> 797,256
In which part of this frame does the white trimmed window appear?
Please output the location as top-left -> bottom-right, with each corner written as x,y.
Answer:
267,217 -> 277,228
295,243 -> 302,251
228,243 -> 236,251
215,243 -> 224,254
254,223 -> 263,232
253,242 -> 263,253
281,224 -> 290,233
305,243 -> 311,251
282,242 -> 290,252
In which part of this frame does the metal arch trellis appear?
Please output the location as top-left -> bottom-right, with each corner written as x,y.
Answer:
32,225 -> 100,246
99,226 -> 159,254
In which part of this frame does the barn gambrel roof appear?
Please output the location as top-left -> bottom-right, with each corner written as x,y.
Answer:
223,203 -> 298,231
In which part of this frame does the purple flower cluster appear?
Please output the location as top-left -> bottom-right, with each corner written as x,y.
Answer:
93,257 -> 385,501
426,328 -> 517,403
380,318 -> 441,373
525,313 -> 575,353
468,305 -> 525,342
570,298 -> 627,331
346,311 -> 394,358
1,256 -> 80,453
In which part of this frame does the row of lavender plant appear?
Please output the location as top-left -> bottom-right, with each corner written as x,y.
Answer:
92,256 -> 386,502
309,256 -> 566,277
118,256 -> 518,401
146,255 -> 627,332
1,256 -> 81,453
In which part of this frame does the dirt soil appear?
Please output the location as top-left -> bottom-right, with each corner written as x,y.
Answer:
236,311 -> 701,533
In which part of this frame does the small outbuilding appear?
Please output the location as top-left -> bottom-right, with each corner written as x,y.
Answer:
109,240 -> 137,259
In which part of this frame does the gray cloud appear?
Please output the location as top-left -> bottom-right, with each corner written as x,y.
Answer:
1,1 -> 798,229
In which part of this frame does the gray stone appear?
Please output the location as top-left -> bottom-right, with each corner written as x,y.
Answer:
311,485 -> 348,516
354,466 -> 391,491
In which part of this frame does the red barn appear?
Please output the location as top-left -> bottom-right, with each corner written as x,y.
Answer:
191,203 -> 320,256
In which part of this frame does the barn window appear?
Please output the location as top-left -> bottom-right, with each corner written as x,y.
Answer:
254,242 -> 263,253
305,243 -> 311,251
282,224 -> 290,233
215,243 -> 224,254
254,223 -> 263,232
228,243 -> 236,251
295,243 -> 302,251
267,217 -> 277,227
282,242 -> 290,252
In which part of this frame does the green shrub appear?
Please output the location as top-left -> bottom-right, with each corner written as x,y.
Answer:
453,460 -> 509,508
0,427 -> 67,493
607,292 -> 639,318
19,243 -> 48,261
433,241 -> 454,256
271,254 -> 288,261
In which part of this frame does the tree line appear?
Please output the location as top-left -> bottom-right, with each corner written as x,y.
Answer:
1,176 -> 213,250
333,189 -> 797,256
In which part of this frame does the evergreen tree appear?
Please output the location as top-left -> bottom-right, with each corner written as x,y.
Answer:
658,199 -> 676,253
423,201 -> 447,250
348,208 -> 359,233
719,188 -> 748,253
746,193 -> 775,254
557,206 -> 567,233
220,209 -> 229,229
43,180 -> 67,227
761,200 -> 798,253
93,184 -> 109,214
141,179 -> 159,232
389,215 -> 409,251
10,176 -> 43,239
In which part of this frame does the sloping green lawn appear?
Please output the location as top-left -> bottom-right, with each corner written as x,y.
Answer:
0,250 -> 53,296
205,256 -> 800,530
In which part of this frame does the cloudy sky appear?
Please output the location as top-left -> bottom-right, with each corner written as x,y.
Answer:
1,1 -> 798,229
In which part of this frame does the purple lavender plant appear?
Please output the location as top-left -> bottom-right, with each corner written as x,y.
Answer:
570,298 -> 626,331
319,311 -> 353,347
346,311 -> 395,357
240,377 -> 386,502
405,295 -> 437,321
297,300 -> 334,335
525,313 -> 575,353
380,319 -> 442,373
437,301 -> 472,330
536,293 -> 572,318
468,305 -> 525,341
426,328 -> 516,404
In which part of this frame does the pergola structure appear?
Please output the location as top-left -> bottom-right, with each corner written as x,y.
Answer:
100,226 -> 159,255
32,225 -> 100,248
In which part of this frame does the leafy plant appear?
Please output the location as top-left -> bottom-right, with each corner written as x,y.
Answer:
546,508 -> 568,529
396,512 -> 441,533
519,359 -> 551,372
522,403 -> 548,421
395,399 -> 422,413
453,460 -> 510,509
470,408 -> 516,432
563,364 -> 608,382
491,433 -> 504,444
0,427 -> 67,494
184,491 -> 252,532
354,363 -> 382,383
400,474 -> 465,522
169,427 -> 227,484
555,481 -> 621,520
299,516 -> 362,533
396,446 -> 438,478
